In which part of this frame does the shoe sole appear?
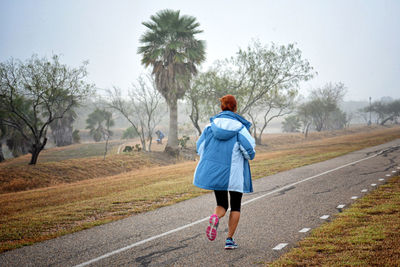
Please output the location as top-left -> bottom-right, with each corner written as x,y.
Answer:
224,245 -> 238,250
206,214 -> 219,241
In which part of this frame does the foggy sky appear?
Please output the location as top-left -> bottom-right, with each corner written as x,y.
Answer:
1,0 -> 399,101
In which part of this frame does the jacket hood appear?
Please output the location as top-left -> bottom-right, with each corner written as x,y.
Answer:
210,111 -> 252,140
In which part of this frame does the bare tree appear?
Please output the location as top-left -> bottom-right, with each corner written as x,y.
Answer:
362,99 -> 400,125
214,41 -> 315,115
185,71 -> 221,135
107,75 -> 164,151
248,88 -> 297,145
0,55 -> 92,164
297,102 -> 314,137
281,115 -> 301,133
185,41 -> 315,139
296,82 -> 347,136
380,100 -> 400,125
0,113 -> 6,161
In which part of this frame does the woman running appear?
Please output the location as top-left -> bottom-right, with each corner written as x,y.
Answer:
193,94 -> 256,249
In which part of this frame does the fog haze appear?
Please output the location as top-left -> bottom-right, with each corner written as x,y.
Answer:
1,0 -> 399,101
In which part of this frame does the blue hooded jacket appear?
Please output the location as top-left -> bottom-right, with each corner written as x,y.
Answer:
193,111 -> 256,193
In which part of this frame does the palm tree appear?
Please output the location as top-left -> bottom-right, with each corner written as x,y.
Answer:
50,108 -> 77,147
86,108 -> 114,142
138,9 -> 206,153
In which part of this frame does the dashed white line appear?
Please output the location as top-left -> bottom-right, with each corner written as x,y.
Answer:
273,243 -> 289,250
320,215 -> 330,220
299,228 -> 311,233
361,189 -> 368,193
336,204 -> 346,209
386,174 -> 391,177
371,184 -> 377,186
73,148 -> 385,267
351,196 -> 358,200
379,178 -> 385,181
392,170 -> 397,173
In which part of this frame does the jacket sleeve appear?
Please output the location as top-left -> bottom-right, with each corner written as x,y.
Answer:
237,127 -> 256,160
196,124 -> 210,156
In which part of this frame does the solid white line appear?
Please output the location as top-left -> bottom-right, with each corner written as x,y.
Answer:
299,228 -> 311,233
241,153 -> 378,206
320,215 -> 330,220
273,243 -> 288,250
74,217 -> 208,267
73,150 -> 381,267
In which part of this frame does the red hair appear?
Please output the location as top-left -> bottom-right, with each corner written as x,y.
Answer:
219,94 -> 237,112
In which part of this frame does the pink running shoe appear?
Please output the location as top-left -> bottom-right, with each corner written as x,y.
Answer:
206,214 -> 219,241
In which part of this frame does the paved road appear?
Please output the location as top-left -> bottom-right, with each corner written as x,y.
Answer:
1,139 -> 400,267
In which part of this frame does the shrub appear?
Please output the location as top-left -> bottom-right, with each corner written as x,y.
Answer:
178,136 -> 190,149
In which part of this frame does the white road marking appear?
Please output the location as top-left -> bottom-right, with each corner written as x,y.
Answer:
336,204 -> 346,209
320,215 -> 330,220
74,217 -> 209,267
361,189 -> 368,192
73,148 -> 384,267
379,178 -> 385,181
371,184 -> 377,186
299,228 -> 311,233
392,170 -> 397,173
386,174 -> 391,177
273,243 -> 288,250
351,196 -> 358,200
397,167 -> 400,169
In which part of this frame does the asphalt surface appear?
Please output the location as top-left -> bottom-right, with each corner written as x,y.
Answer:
1,139 -> 400,267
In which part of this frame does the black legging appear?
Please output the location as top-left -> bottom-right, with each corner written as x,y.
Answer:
214,190 -> 243,212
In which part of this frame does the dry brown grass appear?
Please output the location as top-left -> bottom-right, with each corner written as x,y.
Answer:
0,145 -> 181,194
268,176 -> 400,267
0,153 -> 166,193
0,125 -> 399,252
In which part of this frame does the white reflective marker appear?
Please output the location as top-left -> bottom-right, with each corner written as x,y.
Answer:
299,228 -> 311,233
320,215 -> 330,220
361,189 -> 368,192
337,204 -> 346,209
351,196 -> 358,200
273,243 -> 288,250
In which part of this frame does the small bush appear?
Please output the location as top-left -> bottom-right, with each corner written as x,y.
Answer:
123,146 -> 133,152
72,130 -> 81,144
178,136 -> 190,149
134,144 -> 142,152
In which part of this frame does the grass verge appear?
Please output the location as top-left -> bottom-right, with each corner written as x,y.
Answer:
0,127 -> 399,253
268,176 -> 400,266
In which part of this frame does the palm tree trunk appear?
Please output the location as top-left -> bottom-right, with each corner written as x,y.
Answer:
165,98 -> 179,154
